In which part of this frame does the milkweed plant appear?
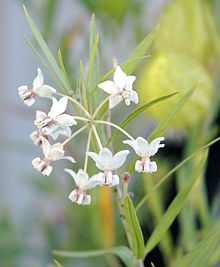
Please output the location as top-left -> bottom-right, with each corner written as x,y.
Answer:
18,6 -> 220,267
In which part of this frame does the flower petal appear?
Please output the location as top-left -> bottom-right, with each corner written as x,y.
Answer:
65,168 -> 77,183
42,165 -> 53,176
36,85 -> 56,97
112,150 -> 129,169
86,173 -> 104,189
24,98 -> 35,107
49,146 -> 64,161
33,68 -> 44,91
109,94 -> 123,109
129,91 -> 139,104
113,66 -> 127,89
135,160 -> 144,173
99,148 -> 113,169
98,81 -> 118,94
112,174 -> 120,186
125,75 -> 136,91
41,136 -> 51,157
35,111 -> 47,123
149,161 -> 157,173
56,114 -> 77,126
148,137 -> 165,157
87,152 -> 104,170
18,85 -> 28,95
49,97 -> 68,118
75,169 -> 89,188
63,156 -> 76,163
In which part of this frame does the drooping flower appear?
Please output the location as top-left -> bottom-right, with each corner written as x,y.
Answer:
123,137 -> 165,173
18,68 -> 56,106
65,169 -> 103,205
32,136 -> 75,176
34,97 -> 77,139
87,148 -> 129,186
30,130 -> 49,146
98,66 -> 138,109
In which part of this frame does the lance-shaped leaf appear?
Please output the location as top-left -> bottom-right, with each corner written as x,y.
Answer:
53,246 -> 134,267
145,150 -> 208,255
124,194 -> 145,259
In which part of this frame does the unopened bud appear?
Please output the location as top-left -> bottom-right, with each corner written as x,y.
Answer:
122,172 -> 130,183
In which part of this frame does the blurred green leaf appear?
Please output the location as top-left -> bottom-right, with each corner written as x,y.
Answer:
53,246 -> 134,267
107,91 -> 178,145
57,49 -> 72,91
145,150 -> 208,255
80,60 -> 88,110
53,259 -> 63,267
175,219 -> 220,267
23,5 -> 69,93
124,194 -> 145,259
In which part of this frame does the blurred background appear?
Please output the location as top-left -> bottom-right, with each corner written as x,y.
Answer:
0,0 -> 220,266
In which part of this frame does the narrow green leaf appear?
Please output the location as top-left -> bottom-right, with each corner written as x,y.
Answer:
127,86 -> 196,173
175,220 -> 220,267
89,25 -> 159,97
57,49 -> 72,91
145,150 -> 208,255
23,5 -> 69,92
53,259 -> 63,267
124,194 -> 145,259
136,136 -> 220,212
149,86 -> 196,141
107,92 -> 178,145
53,246 -> 134,267
80,60 -> 88,110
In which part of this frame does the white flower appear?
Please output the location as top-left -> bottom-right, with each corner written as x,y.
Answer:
65,169 -> 103,205
87,148 -> 129,186
30,130 -> 48,146
34,97 -> 77,139
123,137 -> 165,173
18,68 -> 56,106
32,137 -> 75,176
98,66 -> 138,109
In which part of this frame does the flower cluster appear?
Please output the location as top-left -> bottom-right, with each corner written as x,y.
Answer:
19,66 -> 165,205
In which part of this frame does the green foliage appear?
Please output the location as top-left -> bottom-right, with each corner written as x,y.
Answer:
124,194 -> 145,259
53,246 -> 134,267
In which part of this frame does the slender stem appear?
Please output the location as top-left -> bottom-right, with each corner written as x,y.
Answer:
92,96 -> 110,119
94,120 -> 135,140
62,125 -> 88,146
73,116 -> 90,122
91,125 -> 103,150
84,128 -> 93,172
55,92 -> 91,118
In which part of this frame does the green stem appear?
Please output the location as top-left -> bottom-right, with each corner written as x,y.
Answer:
91,125 -> 103,150
62,125 -> 88,146
92,96 -> 110,119
84,128 -> 93,172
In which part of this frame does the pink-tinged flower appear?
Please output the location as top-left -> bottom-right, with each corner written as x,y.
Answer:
98,66 -> 138,109
30,130 -> 49,146
18,68 -> 56,106
123,137 -> 165,173
65,169 -> 103,205
87,148 -> 129,186
32,137 -> 75,176
34,97 -> 77,139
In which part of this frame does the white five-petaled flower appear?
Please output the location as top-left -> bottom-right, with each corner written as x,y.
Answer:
34,97 -> 77,139
123,137 -> 165,173
87,148 -> 130,186
18,68 -> 56,106
98,66 -> 138,109
65,169 -> 103,205
32,136 -> 75,176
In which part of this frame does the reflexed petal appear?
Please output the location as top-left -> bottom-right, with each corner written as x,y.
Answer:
149,161 -> 157,173
75,169 -> 89,188
57,123 -> 71,137
123,139 -> 140,155
63,156 -> 76,163
56,114 -> 77,126
24,98 -> 35,107
49,97 -> 68,118
136,137 -> 149,157
112,150 -> 129,169
87,152 -> 104,170
65,168 -> 77,183
42,165 -> 53,176
36,85 -> 56,97
33,68 -> 44,90
99,148 -> 113,169
86,173 -> 104,189
41,136 -> 51,157
113,66 -> 127,89
98,81 -> 118,94
109,94 -> 123,109
49,147 -> 64,161
129,91 -> 139,104
125,75 -> 136,91
148,137 -> 165,157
